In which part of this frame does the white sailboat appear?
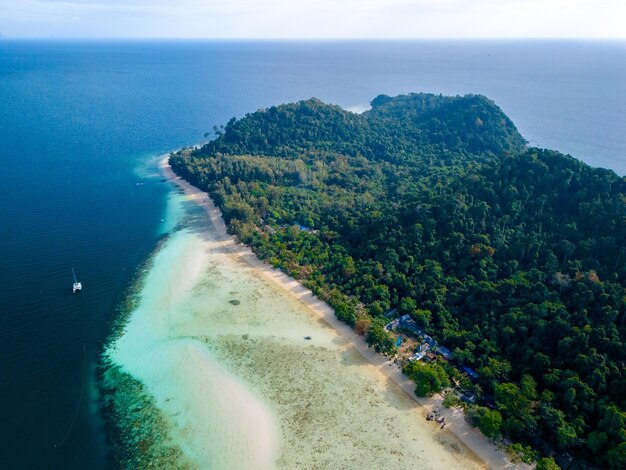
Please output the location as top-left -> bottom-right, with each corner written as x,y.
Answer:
72,268 -> 82,293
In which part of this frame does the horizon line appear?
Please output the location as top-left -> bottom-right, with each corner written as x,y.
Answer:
3,36 -> 626,42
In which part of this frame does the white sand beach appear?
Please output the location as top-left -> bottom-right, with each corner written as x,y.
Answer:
106,215 -> 279,469
104,155 -> 527,469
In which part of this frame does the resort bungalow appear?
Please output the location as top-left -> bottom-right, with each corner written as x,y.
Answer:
460,366 -> 480,380
460,391 -> 476,404
293,221 -> 318,234
385,318 -> 400,331
398,314 -> 421,335
384,308 -> 399,318
434,345 -> 453,361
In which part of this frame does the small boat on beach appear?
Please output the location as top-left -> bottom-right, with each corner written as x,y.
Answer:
72,268 -> 82,294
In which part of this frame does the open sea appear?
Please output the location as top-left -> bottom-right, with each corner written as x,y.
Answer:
0,40 -> 624,469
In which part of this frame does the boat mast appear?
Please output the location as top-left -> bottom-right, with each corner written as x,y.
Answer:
72,268 -> 82,293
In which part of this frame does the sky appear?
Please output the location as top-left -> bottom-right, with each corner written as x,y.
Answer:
1,0 -> 625,39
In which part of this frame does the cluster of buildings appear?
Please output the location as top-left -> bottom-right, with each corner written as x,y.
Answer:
258,219 -> 318,236
385,314 -> 478,381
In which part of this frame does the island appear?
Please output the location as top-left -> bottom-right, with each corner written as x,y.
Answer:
170,93 -> 626,469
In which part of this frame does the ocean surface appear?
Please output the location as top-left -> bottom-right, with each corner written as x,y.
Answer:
0,40 -> 624,469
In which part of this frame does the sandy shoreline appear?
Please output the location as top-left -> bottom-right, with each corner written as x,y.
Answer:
162,155 -> 528,470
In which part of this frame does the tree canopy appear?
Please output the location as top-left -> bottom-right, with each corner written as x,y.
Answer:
171,92 -> 626,467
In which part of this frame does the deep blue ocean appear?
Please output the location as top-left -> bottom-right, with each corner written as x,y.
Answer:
0,40 -> 624,469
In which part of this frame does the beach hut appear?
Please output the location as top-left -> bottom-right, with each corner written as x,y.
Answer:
460,366 -> 479,380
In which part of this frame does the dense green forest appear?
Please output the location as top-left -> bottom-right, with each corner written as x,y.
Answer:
171,93 -> 626,468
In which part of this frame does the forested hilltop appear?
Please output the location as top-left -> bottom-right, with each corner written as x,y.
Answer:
171,93 -> 626,468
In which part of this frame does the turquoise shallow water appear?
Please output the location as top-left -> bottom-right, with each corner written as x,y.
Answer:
0,40 -> 624,469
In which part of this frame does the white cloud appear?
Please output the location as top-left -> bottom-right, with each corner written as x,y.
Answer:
0,0 -> 624,38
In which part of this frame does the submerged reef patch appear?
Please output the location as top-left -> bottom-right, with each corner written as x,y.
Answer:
100,363 -> 192,469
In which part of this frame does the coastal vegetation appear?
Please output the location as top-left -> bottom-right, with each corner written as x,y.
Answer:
170,93 -> 626,468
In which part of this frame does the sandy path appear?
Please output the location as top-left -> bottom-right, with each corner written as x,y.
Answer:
162,156 -> 529,470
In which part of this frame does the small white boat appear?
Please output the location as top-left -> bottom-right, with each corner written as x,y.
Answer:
72,268 -> 82,294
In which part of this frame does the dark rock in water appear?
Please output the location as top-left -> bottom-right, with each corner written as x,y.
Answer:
304,336 -> 312,340
242,334 -> 249,340
229,299 -> 240,305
